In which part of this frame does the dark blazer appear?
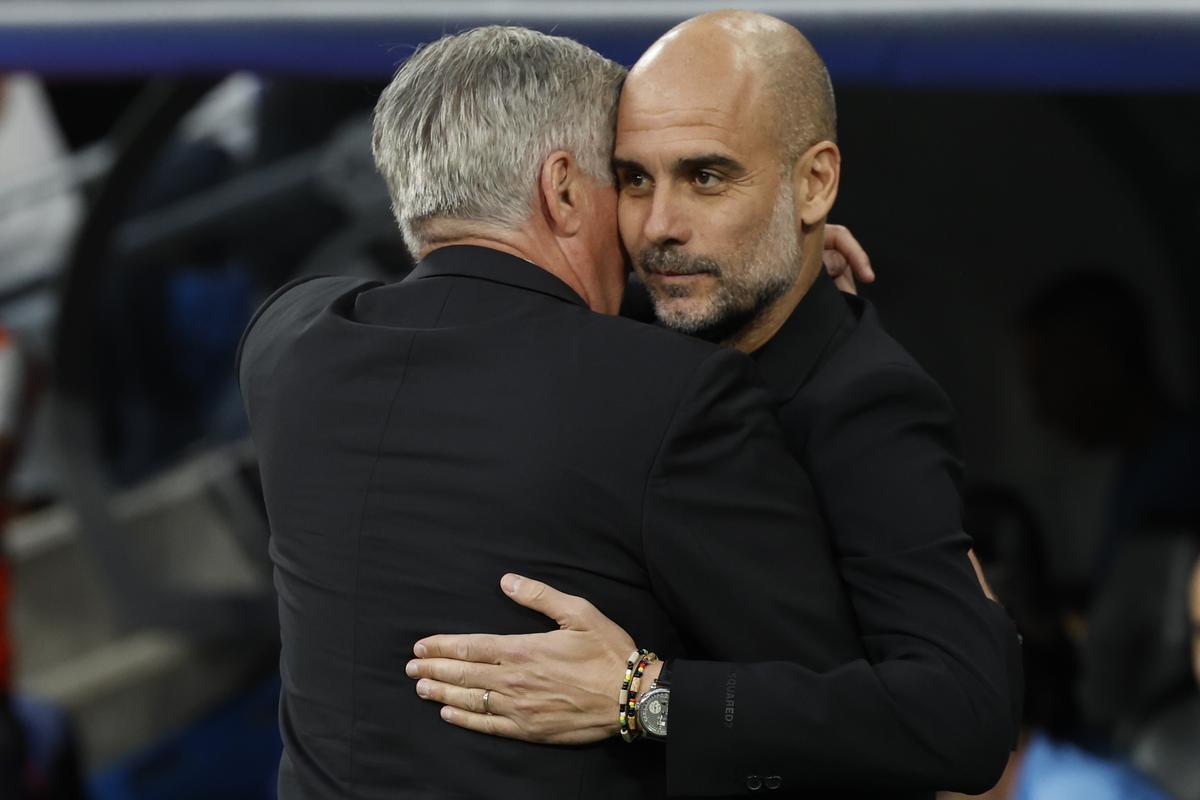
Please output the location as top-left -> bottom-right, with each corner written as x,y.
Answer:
665,273 -> 1020,797
238,246 -> 865,800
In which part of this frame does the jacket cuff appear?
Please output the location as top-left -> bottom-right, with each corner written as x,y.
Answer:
666,659 -> 785,797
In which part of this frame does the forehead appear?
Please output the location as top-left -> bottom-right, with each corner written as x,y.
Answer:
615,64 -> 776,163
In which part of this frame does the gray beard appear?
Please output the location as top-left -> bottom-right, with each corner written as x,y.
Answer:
639,182 -> 800,343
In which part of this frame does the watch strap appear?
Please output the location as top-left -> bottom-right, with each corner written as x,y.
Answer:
652,659 -> 672,690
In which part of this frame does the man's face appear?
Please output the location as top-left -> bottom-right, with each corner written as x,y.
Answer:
613,59 -> 801,342
1190,557 -> 1200,687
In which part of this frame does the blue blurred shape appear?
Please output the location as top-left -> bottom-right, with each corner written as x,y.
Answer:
89,673 -> 282,800
1016,731 -> 1172,800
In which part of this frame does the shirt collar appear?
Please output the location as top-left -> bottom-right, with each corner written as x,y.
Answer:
752,271 -> 852,404
405,245 -> 588,308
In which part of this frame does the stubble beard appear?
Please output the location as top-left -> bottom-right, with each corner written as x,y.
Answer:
638,183 -> 801,344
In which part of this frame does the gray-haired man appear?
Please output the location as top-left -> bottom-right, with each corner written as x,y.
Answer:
239,25 -> 868,798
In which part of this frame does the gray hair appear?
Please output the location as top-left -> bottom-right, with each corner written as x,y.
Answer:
372,26 -> 626,253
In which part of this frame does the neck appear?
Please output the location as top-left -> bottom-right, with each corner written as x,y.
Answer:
423,230 -> 618,314
729,253 -> 823,354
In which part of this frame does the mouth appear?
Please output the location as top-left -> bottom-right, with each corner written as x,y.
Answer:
646,269 -> 715,279
636,249 -> 722,285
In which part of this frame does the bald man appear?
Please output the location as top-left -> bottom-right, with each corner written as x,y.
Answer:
408,12 -> 1020,797
1191,558 -> 1200,688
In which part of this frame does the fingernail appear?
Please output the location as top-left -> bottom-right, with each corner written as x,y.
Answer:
405,660 -> 419,678
501,574 -> 522,595
440,706 -> 455,721
413,643 -> 428,658
416,679 -> 431,698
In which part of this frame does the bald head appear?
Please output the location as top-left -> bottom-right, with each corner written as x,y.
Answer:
630,10 -> 836,162
616,11 -> 842,350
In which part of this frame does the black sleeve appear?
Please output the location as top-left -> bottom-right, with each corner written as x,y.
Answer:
640,349 -> 866,793
664,363 -> 1019,797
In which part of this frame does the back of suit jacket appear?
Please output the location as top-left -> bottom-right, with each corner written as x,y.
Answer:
238,246 -> 864,800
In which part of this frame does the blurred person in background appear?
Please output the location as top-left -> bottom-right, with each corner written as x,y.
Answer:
1193,557 -> 1200,686
0,72 -> 82,309
1020,271 -> 1200,749
1020,269 -> 1200,603
936,492 -> 1172,800
0,72 -> 34,800
0,76 -> 85,800
0,325 -> 26,798
0,328 -> 83,800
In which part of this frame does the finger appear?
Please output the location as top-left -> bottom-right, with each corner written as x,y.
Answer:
416,680 -> 504,716
833,271 -> 858,296
440,706 -> 528,741
414,633 -> 503,663
499,573 -> 599,630
405,657 -> 500,689
967,548 -> 998,601
826,223 -> 875,284
823,251 -> 849,277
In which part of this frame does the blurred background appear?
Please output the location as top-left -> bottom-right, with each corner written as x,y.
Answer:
0,1 -> 1198,798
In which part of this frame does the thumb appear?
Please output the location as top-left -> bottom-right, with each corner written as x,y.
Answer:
500,573 -> 596,630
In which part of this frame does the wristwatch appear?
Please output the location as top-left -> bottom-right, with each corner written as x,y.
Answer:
638,661 -> 671,741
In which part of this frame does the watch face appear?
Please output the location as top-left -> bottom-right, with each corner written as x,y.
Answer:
640,689 -> 669,738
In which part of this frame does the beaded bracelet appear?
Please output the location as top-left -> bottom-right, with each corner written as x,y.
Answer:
618,648 -> 645,741
621,651 -> 657,743
627,652 -> 657,727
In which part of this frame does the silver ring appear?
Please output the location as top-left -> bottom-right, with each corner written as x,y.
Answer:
482,689 -> 492,715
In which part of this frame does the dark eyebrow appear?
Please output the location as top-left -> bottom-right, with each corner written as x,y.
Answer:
611,154 -> 747,181
612,158 -> 647,175
674,154 -> 746,177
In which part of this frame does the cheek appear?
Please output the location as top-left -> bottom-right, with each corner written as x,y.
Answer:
692,204 -> 754,258
617,198 -> 642,249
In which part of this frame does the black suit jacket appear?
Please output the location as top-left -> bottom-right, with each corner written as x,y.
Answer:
238,246 -> 865,800
666,273 -> 1020,797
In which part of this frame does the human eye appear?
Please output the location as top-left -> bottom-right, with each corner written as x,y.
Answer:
693,169 -> 722,189
618,169 -> 652,193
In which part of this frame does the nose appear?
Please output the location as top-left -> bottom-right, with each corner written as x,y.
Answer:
642,186 -> 689,248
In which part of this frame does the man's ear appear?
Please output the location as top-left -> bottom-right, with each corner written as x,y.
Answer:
538,150 -> 584,237
792,141 -> 840,230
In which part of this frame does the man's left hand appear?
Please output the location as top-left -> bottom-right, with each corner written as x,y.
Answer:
405,573 -> 635,744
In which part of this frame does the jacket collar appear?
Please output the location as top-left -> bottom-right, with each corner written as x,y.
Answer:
405,245 -> 588,308
752,271 -> 851,404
